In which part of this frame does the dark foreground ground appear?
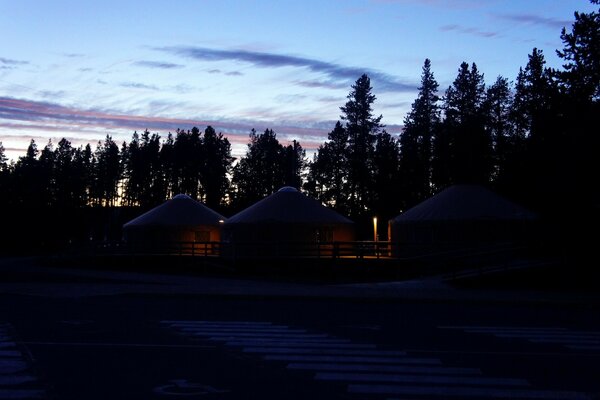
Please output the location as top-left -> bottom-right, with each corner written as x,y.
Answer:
1,257 -> 599,400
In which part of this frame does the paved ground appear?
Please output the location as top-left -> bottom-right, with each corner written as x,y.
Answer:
1,257 -> 599,399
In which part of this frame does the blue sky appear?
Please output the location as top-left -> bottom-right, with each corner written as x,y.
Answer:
0,0 -> 595,160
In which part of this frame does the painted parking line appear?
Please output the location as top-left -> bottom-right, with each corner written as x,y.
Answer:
162,320 -> 273,326
440,326 -> 600,352
209,336 -> 351,343
242,347 -> 407,356
264,355 -> 442,365
196,332 -> 330,339
226,341 -> 375,349
316,372 -> 530,387
0,375 -> 37,386
287,363 -> 482,375
180,327 -> 307,333
0,360 -> 28,375
0,323 -> 46,399
347,384 -> 591,399
168,321 -> 591,400
0,389 -> 45,399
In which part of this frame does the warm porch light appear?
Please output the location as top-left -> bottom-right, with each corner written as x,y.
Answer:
373,216 -> 378,242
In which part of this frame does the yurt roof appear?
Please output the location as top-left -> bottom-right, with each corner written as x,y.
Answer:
226,187 -> 353,225
391,185 -> 536,223
123,194 -> 226,228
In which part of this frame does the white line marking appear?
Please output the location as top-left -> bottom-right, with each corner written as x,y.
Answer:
243,348 -> 407,356
529,338 -> 600,345
0,360 -> 28,374
195,332 -> 328,338
0,350 -> 22,358
287,363 -> 482,375
226,341 -> 374,349
264,355 -> 441,364
210,337 -> 349,343
316,372 -> 530,386
0,375 -> 37,385
347,384 -> 591,399
0,389 -> 45,399
439,326 -> 567,331
567,344 -> 600,350
22,341 -> 216,349
162,320 -> 272,325
177,327 -> 302,333
495,333 -> 600,340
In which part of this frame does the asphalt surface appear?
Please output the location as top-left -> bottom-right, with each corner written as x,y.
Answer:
1,258 -> 599,400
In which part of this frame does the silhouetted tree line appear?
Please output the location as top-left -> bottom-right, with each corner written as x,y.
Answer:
0,1 -> 597,251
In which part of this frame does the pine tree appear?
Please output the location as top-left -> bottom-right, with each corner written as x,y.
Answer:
433,62 -> 491,188
304,121 -> 349,212
340,74 -> 383,217
201,126 -> 233,208
399,59 -> 440,207
557,0 -> 600,102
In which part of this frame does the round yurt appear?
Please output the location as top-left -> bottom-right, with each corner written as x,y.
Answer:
388,185 -> 537,257
123,194 -> 226,254
222,187 -> 354,259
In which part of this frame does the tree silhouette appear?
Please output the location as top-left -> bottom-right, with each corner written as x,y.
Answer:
304,121 -> 349,212
557,0 -> 600,102
200,126 -> 234,209
91,135 -> 121,207
399,59 -> 440,208
433,62 -> 491,188
340,74 -> 383,218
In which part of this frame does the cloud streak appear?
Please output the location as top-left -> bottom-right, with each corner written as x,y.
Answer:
134,60 -> 184,69
157,46 -> 417,93
120,82 -> 159,90
494,14 -> 571,30
440,24 -> 500,38
0,97 -> 332,156
0,57 -> 29,66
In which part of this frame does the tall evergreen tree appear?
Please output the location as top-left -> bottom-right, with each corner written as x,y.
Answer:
201,126 -> 234,208
231,129 -> 281,209
304,121 -> 349,212
399,58 -> 440,207
482,76 -> 515,183
433,62 -> 491,188
340,74 -> 383,217
557,0 -> 600,102
92,135 -> 121,206
0,142 -> 7,171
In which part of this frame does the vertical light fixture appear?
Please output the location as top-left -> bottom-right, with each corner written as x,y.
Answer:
373,217 -> 378,242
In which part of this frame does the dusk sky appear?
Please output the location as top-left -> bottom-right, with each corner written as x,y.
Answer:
0,0 -> 595,161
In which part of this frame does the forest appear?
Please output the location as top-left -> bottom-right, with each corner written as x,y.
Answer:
0,1 -> 598,253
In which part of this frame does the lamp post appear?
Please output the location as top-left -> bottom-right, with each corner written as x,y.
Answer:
373,216 -> 378,242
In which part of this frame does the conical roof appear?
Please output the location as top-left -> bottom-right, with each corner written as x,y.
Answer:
226,187 -> 353,225
123,194 -> 226,228
392,185 -> 536,223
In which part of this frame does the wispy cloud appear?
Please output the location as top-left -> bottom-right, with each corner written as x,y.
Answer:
440,24 -> 500,38
119,82 -> 159,90
134,60 -> 184,69
0,57 -> 29,70
371,0 -> 485,9
157,46 -> 417,93
0,97 -> 332,156
62,53 -> 85,58
0,57 -> 29,66
206,68 -> 243,76
494,14 -> 571,30
296,80 -> 347,90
